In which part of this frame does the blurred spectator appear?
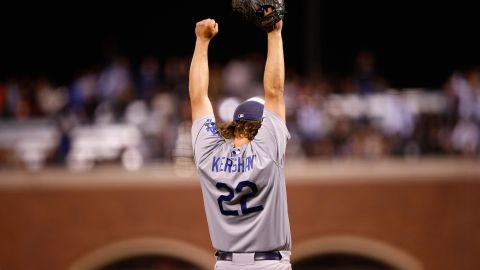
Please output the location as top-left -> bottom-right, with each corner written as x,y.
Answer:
446,66 -> 480,156
35,77 -> 67,117
97,56 -> 135,120
69,69 -> 99,123
3,79 -> 18,118
222,54 -> 263,99
136,56 -> 162,101
352,50 -> 389,95
451,118 -> 479,156
295,81 -> 328,157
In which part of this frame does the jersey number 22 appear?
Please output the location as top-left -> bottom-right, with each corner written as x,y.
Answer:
216,181 -> 264,216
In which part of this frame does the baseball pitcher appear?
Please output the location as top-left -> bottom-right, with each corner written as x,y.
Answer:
189,1 -> 291,269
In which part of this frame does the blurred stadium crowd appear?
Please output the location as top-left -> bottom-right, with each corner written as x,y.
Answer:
0,51 -> 479,171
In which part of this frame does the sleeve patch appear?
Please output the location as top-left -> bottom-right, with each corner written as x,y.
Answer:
204,119 -> 220,136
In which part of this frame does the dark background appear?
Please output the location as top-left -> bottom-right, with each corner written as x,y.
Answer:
1,1 -> 479,88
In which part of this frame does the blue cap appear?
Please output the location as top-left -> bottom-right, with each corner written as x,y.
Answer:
233,100 -> 264,121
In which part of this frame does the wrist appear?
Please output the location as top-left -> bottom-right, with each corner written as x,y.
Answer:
267,31 -> 282,39
196,38 -> 211,46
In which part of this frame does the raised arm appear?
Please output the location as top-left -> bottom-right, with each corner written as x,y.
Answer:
189,19 -> 218,121
263,18 -> 285,122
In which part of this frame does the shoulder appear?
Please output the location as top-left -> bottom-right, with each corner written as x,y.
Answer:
260,109 -> 290,138
192,114 -> 219,135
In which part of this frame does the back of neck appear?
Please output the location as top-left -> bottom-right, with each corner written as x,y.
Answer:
234,137 -> 250,148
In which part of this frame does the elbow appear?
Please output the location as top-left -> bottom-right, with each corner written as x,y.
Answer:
265,86 -> 284,98
189,89 -> 201,104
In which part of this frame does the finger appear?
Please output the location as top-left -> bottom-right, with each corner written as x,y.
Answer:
209,19 -> 216,27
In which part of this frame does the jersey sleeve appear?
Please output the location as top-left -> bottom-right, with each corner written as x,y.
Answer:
253,109 -> 291,167
191,114 -> 224,166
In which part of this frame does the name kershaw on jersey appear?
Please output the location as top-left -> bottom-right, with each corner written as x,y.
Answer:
211,155 -> 256,173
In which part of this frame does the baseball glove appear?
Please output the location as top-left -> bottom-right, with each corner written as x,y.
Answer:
232,0 -> 285,32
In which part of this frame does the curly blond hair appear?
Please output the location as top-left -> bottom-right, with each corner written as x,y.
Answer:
218,120 -> 262,141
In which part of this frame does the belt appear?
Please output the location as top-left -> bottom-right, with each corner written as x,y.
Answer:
215,251 -> 282,261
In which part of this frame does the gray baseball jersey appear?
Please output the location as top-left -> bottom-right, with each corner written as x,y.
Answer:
191,109 -> 292,252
